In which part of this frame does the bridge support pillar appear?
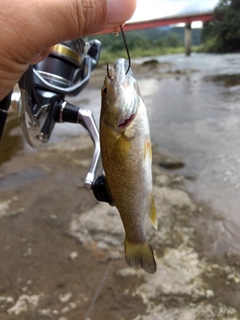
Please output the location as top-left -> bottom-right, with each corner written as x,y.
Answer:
184,22 -> 192,56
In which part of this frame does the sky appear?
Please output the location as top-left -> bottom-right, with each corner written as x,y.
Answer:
129,0 -> 220,27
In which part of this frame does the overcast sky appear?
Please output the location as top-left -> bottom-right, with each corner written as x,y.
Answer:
129,0 -> 220,23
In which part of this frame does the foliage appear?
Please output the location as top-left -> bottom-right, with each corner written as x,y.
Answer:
201,0 -> 240,52
97,46 -> 201,66
89,27 -> 202,59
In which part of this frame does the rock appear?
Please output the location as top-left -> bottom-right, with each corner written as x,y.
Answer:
158,157 -> 185,170
0,200 -> 10,218
68,203 -> 124,247
69,252 -> 78,261
152,149 -> 184,170
142,59 -> 159,66
61,306 -> 70,314
59,292 -> 72,303
38,309 -> 52,316
153,163 -> 185,188
110,251 -> 122,260
49,214 -> 57,220
134,247 -> 205,300
8,294 -> 42,315
45,135 -> 93,152
97,241 -> 109,251
115,268 -> 140,278
69,302 -> 77,310
0,296 -> 14,309
155,173 -> 172,187
23,247 -> 32,258
206,289 -> 215,299
153,186 -> 197,214
52,309 -> 59,315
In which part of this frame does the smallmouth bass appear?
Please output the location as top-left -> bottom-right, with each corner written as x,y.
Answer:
100,58 -> 157,274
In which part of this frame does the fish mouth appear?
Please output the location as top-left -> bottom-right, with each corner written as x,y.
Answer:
106,58 -> 137,129
106,58 -> 130,82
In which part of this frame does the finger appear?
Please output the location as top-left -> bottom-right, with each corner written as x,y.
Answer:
6,0 -> 136,59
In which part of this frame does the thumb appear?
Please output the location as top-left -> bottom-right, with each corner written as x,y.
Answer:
2,0 -> 137,63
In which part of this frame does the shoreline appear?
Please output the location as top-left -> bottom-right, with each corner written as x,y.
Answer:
0,133 -> 240,319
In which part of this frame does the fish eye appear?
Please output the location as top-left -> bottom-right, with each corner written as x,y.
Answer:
102,87 -> 107,95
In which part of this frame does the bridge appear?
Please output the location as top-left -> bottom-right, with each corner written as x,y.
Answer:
99,11 -> 213,56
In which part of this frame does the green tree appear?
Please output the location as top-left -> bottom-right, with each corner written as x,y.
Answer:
231,0 -> 240,10
202,0 -> 240,52
166,33 -> 181,47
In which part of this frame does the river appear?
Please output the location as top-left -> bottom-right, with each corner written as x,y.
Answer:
136,52 -> 240,256
1,52 -> 240,254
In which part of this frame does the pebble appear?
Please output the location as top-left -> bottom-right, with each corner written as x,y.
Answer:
53,309 -> 59,315
69,252 -> 78,261
61,306 -> 70,314
69,302 -> 77,310
110,251 -> 122,260
49,214 -> 57,220
115,268 -> 138,278
158,157 -> 185,170
97,241 -> 109,251
59,292 -> 72,303
206,289 -> 214,299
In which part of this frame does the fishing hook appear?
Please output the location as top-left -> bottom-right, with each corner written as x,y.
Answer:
106,25 -> 131,79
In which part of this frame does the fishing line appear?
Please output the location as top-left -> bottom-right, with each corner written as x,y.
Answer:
107,25 -> 131,79
83,259 -> 113,320
120,25 -> 131,75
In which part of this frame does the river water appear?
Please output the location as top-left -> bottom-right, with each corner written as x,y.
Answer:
137,53 -> 240,221
1,52 -> 240,254
135,53 -> 240,255
83,52 -> 240,255
137,52 -> 240,256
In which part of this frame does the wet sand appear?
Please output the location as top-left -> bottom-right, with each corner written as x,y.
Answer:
0,63 -> 240,319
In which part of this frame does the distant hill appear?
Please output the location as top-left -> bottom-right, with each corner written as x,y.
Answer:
130,27 -> 202,46
91,26 -> 202,50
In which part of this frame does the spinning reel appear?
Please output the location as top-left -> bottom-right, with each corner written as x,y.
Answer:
0,38 -> 110,203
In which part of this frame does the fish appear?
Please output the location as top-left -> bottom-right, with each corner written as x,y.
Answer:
100,58 -> 157,274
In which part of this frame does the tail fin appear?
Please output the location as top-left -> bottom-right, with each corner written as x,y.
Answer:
125,239 -> 156,274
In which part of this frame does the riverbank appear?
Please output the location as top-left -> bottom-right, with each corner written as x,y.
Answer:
0,139 -> 240,319
0,59 -> 240,319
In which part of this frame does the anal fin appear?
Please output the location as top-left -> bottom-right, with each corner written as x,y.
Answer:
149,193 -> 158,230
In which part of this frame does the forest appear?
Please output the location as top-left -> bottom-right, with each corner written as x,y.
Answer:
90,27 -> 201,63
201,0 -> 240,52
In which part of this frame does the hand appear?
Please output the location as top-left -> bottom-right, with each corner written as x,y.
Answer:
0,0 -> 136,100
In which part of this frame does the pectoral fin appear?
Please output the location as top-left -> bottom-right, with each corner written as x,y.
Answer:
144,138 -> 152,160
149,194 -> 158,230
